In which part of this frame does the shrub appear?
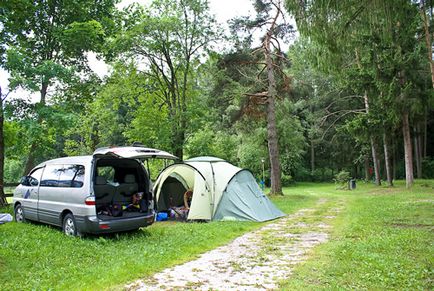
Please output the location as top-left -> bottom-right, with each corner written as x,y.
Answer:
281,174 -> 294,186
422,158 -> 434,179
334,170 -> 350,189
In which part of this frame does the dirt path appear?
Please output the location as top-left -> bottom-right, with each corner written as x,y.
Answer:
126,198 -> 344,290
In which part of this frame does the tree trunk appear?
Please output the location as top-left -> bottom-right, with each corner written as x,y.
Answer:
23,143 -> 37,176
418,123 -> 423,174
363,91 -> 381,185
402,111 -> 414,188
420,0 -> 434,88
310,139 -> 315,174
392,137 -> 397,180
371,137 -> 381,186
265,55 -> 282,195
169,110 -> 184,159
90,122 -> 99,151
174,127 -> 184,159
262,3 -> 283,195
0,86 -> 8,206
383,133 -> 393,186
423,108 -> 428,157
364,154 -> 370,181
413,126 -> 422,178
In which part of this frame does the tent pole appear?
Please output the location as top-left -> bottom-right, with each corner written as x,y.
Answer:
210,162 -> 217,216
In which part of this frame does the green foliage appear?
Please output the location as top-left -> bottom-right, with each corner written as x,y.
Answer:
237,127 -> 268,175
284,1 -> 434,186
3,158 -> 23,182
276,99 -> 306,176
124,93 -> 171,149
64,63 -> 172,154
1,0 -> 432,189
1,0 -> 118,96
108,0 -> 221,157
184,127 -> 214,157
4,99 -> 77,177
281,174 -> 294,186
294,167 -> 336,183
185,127 -> 238,162
334,170 -> 351,189
62,20 -> 106,57
422,158 -> 434,179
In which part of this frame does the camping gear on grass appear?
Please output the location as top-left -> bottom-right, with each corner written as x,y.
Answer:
0,213 -> 13,224
153,156 -> 285,222
156,212 -> 168,221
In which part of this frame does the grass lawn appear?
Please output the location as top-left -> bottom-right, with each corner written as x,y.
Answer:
0,181 -> 432,290
279,180 -> 434,290
0,188 -> 317,290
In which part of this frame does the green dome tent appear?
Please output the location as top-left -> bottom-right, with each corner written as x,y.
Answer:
153,157 -> 285,222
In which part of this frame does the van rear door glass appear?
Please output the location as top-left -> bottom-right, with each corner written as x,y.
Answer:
40,165 -> 62,187
58,165 -> 85,188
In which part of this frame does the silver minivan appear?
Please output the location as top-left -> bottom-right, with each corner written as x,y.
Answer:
12,146 -> 177,236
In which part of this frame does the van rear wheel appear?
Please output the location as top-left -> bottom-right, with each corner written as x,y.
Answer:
14,205 -> 26,223
63,214 -> 80,237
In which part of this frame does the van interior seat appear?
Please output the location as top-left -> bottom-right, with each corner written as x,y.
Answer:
94,176 -> 116,205
116,174 -> 139,205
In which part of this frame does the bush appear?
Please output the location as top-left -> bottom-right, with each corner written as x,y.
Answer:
281,174 -> 294,186
293,167 -> 313,181
422,158 -> 434,179
334,170 -> 351,189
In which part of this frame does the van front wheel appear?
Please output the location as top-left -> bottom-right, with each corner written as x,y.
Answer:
63,214 -> 80,237
14,205 -> 26,223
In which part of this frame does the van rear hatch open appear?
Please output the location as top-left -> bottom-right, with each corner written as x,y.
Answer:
92,146 -> 178,229
93,146 -> 178,160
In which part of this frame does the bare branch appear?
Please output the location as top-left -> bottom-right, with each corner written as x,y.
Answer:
0,86 -> 10,102
324,95 -> 365,112
320,109 -> 366,139
252,47 -> 263,55
244,91 -> 268,98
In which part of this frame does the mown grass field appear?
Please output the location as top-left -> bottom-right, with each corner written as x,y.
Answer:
280,180 -> 434,290
0,187 -> 316,290
0,181 -> 432,290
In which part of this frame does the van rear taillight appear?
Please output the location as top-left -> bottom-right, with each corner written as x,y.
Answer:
85,196 -> 95,205
99,224 -> 110,230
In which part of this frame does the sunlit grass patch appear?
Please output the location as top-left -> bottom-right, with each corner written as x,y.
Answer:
279,180 -> 434,290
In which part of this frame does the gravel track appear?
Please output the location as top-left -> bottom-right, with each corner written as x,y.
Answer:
126,199 -> 342,290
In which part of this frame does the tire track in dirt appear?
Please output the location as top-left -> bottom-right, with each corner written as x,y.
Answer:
126,198 -> 344,290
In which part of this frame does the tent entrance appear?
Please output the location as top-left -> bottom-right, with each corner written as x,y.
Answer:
156,175 -> 189,211
154,164 -> 212,220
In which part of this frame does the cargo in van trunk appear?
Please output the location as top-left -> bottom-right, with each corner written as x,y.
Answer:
94,157 -> 153,220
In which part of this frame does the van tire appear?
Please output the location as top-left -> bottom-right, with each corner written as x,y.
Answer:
62,214 -> 81,237
14,204 -> 26,223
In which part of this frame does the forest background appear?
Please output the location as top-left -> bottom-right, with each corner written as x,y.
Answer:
0,0 -> 433,203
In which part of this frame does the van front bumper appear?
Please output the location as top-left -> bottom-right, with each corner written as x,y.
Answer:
77,213 -> 155,234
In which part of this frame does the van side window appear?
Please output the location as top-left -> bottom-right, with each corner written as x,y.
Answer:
23,167 -> 44,186
40,165 -> 62,187
59,165 -> 85,188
